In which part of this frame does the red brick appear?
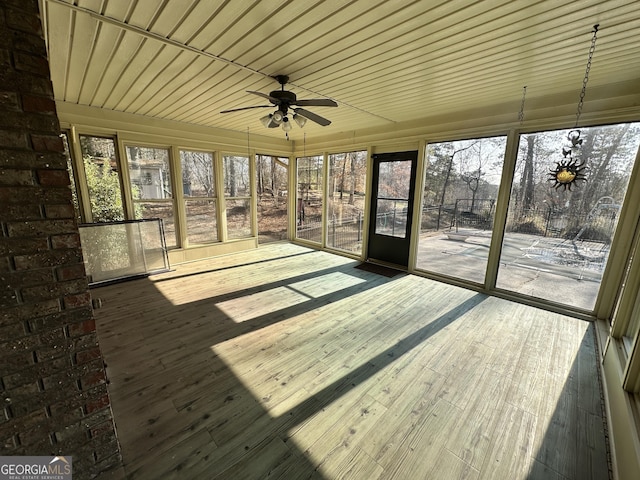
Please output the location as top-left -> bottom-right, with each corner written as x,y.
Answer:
13,52 -> 49,77
0,204 -> 42,221
44,204 -> 75,219
5,7 -> 42,35
51,233 -> 81,249
0,236 -> 49,256
22,94 -> 56,114
80,370 -> 106,389
7,219 -> 76,237
21,278 -> 87,302
75,346 -> 102,365
56,264 -> 86,282
30,134 -> 64,152
0,169 -> 34,185
0,91 -> 20,111
90,420 -> 114,439
0,186 -> 71,205
0,129 -> 28,149
0,151 -> 66,169
64,293 -> 92,311
0,299 -> 60,323
85,394 -> 110,414
37,168 -> 69,186
14,249 -> 83,270
0,268 -> 55,291
69,318 -> 96,337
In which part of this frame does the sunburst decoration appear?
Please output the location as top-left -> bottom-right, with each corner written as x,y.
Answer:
548,129 -> 588,191
547,25 -> 599,192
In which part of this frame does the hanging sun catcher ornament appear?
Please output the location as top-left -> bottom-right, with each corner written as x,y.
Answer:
548,24 -> 599,191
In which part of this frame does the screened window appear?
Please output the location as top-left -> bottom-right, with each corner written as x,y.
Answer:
327,151 -> 367,254
180,150 -> 217,244
497,123 -> 640,310
296,156 -> 324,244
223,155 -> 252,239
79,135 -> 125,222
417,137 -> 506,283
256,154 -> 288,244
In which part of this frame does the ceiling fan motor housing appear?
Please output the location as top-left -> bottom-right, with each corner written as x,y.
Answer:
269,90 -> 296,104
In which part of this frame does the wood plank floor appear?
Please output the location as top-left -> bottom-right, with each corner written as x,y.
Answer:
92,243 -> 609,479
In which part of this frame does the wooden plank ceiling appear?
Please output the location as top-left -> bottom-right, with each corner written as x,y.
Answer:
41,0 -> 640,141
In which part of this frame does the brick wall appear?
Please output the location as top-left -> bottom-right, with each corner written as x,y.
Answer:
0,1 -> 122,477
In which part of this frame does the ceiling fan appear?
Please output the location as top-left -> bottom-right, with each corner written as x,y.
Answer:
220,75 -> 337,132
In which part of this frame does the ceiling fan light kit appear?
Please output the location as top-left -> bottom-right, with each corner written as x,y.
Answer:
221,75 -> 337,136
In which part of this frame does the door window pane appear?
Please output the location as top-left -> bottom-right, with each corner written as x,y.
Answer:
375,199 -> 409,238
378,160 -> 411,199
417,137 -> 506,284
497,124 -> 640,310
327,151 -> 367,253
296,156 -> 323,244
79,135 -> 124,222
256,154 -> 288,244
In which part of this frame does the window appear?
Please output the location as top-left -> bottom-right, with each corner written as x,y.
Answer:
180,150 -> 218,245
496,123 -> 640,310
79,135 -> 125,222
223,155 -> 252,239
126,145 -> 177,248
327,151 -> 367,254
417,137 -> 506,283
296,155 -> 324,244
256,154 -> 288,243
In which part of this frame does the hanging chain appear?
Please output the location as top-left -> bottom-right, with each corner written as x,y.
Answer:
575,24 -> 599,128
246,127 -> 251,158
518,85 -> 527,126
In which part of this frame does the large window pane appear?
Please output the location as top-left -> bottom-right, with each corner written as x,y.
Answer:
79,135 -> 125,222
181,150 -> 217,245
181,150 -> 215,197
327,151 -> 367,253
256,154 -> 288,244
296,155 -> 323,244
127,146 -> 172,199
417,136 -> 506,283
226,198 -> 251,239
135,201 -> 176,248
223,155 -> 250,197
185,199 -> 218,244
497,123 -> 640,310
126,146 -> 176,247
223,155 -> 252,239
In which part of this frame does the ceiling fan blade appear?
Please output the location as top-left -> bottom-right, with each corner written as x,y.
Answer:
220,105 -> 272,113
247,90 -> 279,103
294,98 -> 338,107
294,108 -> 332,126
